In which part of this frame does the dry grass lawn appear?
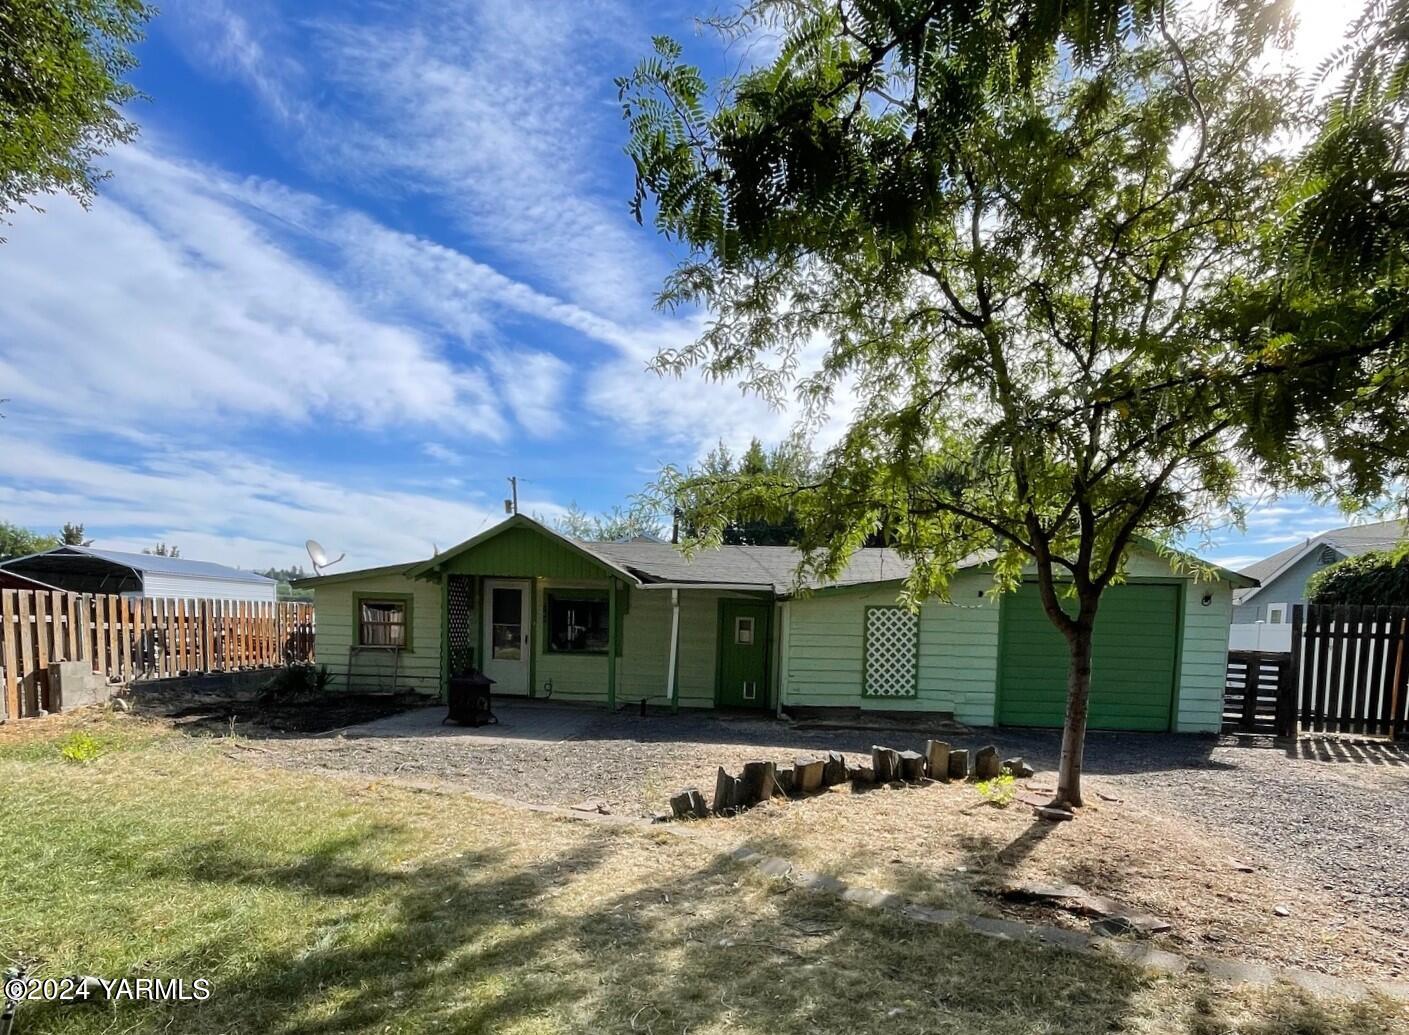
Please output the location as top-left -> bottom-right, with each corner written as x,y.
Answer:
0,712 -> 1404,1035
697,771 -> 1406,983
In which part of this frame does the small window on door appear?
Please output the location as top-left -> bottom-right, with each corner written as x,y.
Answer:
1266,603 -> 1288,625
359,598 -> 408,649
735,616 -> 755,645
491,587 -> 523,660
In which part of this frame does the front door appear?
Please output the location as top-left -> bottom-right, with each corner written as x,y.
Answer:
483,579 -> 531,695
718,600 -> 771,709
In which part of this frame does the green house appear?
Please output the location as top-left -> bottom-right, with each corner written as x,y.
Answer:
295,515 -> 1255,733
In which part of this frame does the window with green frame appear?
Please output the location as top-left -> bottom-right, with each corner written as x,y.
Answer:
544,589 -> 609,653
355,594 -> 413,650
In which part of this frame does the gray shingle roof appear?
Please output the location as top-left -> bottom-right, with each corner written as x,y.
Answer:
581,540 -> 930,593
1235,518 -> 1407,602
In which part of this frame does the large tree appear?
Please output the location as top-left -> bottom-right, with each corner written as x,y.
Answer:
622,1 -> 1316,806
1,0 -> 153,223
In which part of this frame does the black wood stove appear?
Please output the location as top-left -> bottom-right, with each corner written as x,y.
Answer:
445,671 -> 497,726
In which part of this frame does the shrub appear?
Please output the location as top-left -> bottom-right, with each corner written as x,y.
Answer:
260,664 -> 335,703
975,769 -> 1017,807
1306,546 -> 1409,606
59,731 -> 104,763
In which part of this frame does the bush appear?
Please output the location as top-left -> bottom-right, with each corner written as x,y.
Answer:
1305,547 -> 1409,606
59,731 -> 104,763
975,769 -> 1017,807
260,664 -> 335,703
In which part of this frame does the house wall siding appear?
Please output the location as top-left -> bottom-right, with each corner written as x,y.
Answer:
313,573 -> 443,695
1232,548 -> 1341,623
781,571 -> 999,725
782,547 -> 1236,733
1176,579 -> 1232,732
533,578 -> 612,702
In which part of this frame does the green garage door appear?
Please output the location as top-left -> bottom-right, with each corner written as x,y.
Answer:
998,583 -> 1180,731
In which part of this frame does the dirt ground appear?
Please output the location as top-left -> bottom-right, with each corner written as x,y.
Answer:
82,691 -> 1409,987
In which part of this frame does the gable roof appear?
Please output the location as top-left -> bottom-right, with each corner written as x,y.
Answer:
404,514 -> 641,583
1,545 -> 273,585
1235,518 -> 1407,603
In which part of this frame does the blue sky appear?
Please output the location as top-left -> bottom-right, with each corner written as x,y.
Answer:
0,0 -> 1368,573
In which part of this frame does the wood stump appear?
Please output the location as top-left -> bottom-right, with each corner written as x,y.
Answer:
973,745 -> 1001,781
847,764 -> 875,784
794,756 -> 826,793
775,766 -> 796,795
670,789 -> 709,819
898,750 -> 926,782
947,749 -> 970,781
713,766 -> 740,814
925,740 -> 951,783
871,745 -> 901,783
739,760 -> 778,805
823,751 -> 848,786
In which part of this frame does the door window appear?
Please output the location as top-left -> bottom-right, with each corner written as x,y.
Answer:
491,587 -> 523,660
735,616 -> 755,645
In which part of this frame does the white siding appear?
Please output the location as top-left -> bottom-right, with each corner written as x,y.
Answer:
140,573 -> 277,603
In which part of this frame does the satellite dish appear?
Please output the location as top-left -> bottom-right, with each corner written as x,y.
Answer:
305,538 -> 346,576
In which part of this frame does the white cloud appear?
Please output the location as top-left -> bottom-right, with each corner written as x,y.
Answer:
0,432 -> 503,570
421,442 -> 464,465
0,150 -> 506,438
298,0 -> 659,317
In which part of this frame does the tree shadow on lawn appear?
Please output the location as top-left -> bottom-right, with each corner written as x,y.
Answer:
22,823 -> 1400,1035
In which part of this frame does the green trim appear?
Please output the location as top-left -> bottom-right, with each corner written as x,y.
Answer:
528,579 -> 537,698
296,562 -> 420,588
404,514 -> 637,583
861,605 -> 920,699
607,577 -> 618,710
1168,580 -> 1188,732
992,593 -> 1011,726
353,591 -> 415,651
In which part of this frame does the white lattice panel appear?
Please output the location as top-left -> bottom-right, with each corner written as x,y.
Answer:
864,607 -> 918,697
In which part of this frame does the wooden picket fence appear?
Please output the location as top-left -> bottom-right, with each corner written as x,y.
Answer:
1,589 -> 315,720
1290,603 -> 1409,737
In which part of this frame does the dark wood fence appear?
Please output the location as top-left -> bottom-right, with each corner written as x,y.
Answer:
1290,603 -> 1409,737
1222,650 -> 1291,735
1,590 -> 315,720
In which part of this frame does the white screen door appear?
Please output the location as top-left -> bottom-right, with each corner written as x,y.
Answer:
482,579 -> 530,694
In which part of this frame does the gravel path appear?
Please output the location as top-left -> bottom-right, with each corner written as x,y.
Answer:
253,702 -> 1409,935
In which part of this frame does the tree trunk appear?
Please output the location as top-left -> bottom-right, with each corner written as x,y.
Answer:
1055,622 -> 1095,808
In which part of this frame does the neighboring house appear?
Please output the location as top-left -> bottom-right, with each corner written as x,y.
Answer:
1230,519 -> 1408,650
0,546 -> 277,603
295,514 -> 1253,733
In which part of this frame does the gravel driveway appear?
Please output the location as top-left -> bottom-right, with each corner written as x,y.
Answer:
253,701 -> 1409,932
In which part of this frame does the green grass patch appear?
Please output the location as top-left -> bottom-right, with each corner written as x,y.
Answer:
0,717 -> 1403,1034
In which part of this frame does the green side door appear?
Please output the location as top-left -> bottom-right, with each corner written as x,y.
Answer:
998,583 -> 1180,732
717,600 -> 771,709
